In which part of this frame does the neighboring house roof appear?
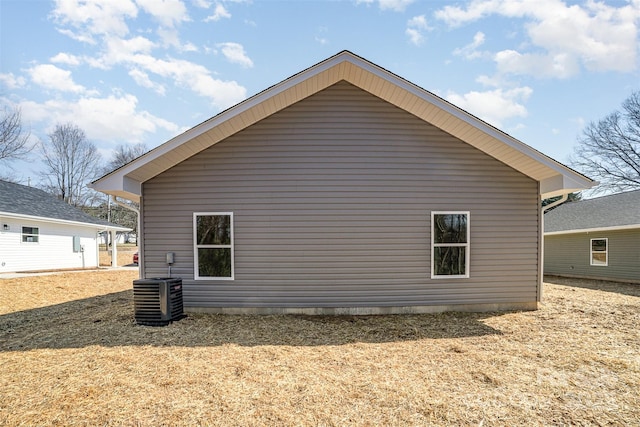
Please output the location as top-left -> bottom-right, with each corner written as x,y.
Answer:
544,190 -> 640,235
91,50 -> 595,201
0,180 -> 129,231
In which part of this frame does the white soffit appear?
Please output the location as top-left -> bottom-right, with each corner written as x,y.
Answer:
92,51 -> 594,200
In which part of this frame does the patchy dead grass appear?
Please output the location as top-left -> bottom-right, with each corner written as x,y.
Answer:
1,272 -> 639,426
99,246 -> 137,267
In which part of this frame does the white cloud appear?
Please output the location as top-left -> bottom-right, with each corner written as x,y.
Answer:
446,86 -> 533,127
356,0 -> 413,12
405,15 -> 431,46
204,3 -> 231,22
79,33 -> 246,108
20,94 -> 179,143
128,69 -> 166,95
405,29 -> 423,46
494,49 -> 579,79
453,31 -> 486,60
28,64 -> 90,94
50,52 -> 82,66
315,26 -> 329,45
56,27 -> 97,44
0,73 -> 26,89
128,54 -> 247,108
50,0 -> 248,110
435,0 -> 640,76
157,27 -> 182,48
379,0 -> 414,12
51,0 -> 138,37
88,35 -> 155,69
217,42 -> 254,68
136,0 -> 190,28
435,0 -> 502,27
407,15 -> 428,29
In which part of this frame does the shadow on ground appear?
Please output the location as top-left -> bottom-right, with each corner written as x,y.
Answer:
0,290 -> 504,351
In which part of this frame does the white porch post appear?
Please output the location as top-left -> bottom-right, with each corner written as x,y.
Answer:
111,229 -> 118,267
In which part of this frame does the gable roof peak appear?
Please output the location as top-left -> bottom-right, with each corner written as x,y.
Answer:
91,51 -> 594,202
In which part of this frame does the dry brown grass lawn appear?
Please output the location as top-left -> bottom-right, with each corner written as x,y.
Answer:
99,246 -> 137,267
1,272 -> 639,426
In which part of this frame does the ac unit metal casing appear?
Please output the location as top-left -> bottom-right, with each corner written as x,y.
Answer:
133,277 -> 184,326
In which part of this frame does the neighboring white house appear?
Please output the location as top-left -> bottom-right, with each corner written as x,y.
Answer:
0,180 -> 130,273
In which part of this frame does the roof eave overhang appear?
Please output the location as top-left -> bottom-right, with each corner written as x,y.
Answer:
91,51 -> 595,201
545,223 -> 640,236
0,211 -> 131,232
540,174 -> 596,199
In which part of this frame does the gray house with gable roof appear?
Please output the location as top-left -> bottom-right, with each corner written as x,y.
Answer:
544,190 -> 640,283
91,51 -> 595,314
0,180 -> 129,273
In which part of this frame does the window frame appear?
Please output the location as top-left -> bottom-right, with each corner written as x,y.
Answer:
431,211 -> 470,279
590,238 -> 608,267
21,226 -> 39,243
193,212 -> 234,280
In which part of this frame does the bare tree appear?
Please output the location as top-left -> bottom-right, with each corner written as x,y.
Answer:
40,123 -> 102,207
0,106 -> 32,162
103,142 -> 147,174
571,91 -> 640,193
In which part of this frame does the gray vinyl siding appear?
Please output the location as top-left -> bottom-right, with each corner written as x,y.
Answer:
142,81 -> 540,309
544,229 -> 640,282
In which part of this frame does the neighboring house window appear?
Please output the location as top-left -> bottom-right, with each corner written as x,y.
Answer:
590,238 -> 608,266
194,213 -> 234,279
22,226 -> 39,243
431,212 -> 470,278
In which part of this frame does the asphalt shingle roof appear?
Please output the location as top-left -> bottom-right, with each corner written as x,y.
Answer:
0,180 -> 125,229
544,190 -> 640,233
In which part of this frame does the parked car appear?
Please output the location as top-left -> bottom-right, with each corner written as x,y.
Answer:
133,252 -> 139,265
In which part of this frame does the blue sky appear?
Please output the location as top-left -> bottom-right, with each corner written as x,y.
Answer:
1,0 -> 639,185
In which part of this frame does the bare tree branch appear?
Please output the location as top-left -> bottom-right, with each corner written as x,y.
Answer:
571,91 -> 640,194
103,143 -> 147,175
0,106 -> 32,161
39,123 -> 102,207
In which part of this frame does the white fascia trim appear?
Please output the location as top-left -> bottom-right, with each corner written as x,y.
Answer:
544,224 -> 640,236
0,211 -> 131,232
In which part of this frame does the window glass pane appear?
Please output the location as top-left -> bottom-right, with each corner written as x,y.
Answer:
434,214 -> 467,243
434,246 -> 466,276
591,253 -> 607,265
591,239 -> 607,252
198,248 -> 232,277
197,215 -> 231,245
22,227 -> 39,243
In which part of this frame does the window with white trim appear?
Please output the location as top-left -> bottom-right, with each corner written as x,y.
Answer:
194,213 -> 234,279
431,212 -> 470,278
590,238 -> 608,266
22,226 -> 39,243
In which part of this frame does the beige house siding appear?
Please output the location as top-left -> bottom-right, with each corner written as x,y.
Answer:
141,82 -> 541,311
544,229 -> 640,283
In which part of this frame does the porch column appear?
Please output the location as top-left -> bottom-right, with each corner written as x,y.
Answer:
111,229 -> 118,267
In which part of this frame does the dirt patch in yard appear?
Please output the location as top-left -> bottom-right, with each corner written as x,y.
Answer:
0,273 -> 638,426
